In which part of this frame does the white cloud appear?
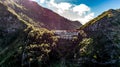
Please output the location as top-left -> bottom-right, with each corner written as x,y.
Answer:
38,0 -> 95,24
74,13 -> 94,24
73,4 -> 90,16
49,0 -> 72,13
30,0 -> 36,2
57,3 -> 72,13
40,0 -> 45,3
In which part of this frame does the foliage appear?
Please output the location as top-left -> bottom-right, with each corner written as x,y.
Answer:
21,26 -> 58,66
80,38 -> 93,55
76,38 -> 93,57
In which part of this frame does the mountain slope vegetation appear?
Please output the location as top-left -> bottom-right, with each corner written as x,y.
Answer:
76,9 -> 120,67
0,2 -> 57,67
0,0 -> 120,67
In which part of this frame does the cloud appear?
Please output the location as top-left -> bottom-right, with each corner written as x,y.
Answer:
40,0 -> 45,3
73,4 -> 90,16
30,0 -> 37,2
49,0 -> 72,13
75,13 -> 94,24
38,0 -> 94,24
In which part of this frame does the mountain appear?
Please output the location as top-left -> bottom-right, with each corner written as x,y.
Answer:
0,0 -> 81,30
0,2 -> 26,66
76,9 -> 120,66
80,9 -> 120,42
0,1 -> 26,49
0,0 -> 81,66
0,1 -> 58,66
1,0 -> 120,66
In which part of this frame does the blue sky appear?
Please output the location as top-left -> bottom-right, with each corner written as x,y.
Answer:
53,0 -> 120,16
32,0 -> 120,24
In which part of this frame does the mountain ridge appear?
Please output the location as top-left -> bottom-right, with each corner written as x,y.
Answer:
0,0 -> 120,66
0,0 -> 82,30
76,9 -> 120,66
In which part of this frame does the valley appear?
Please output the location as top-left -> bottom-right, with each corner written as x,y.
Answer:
0,0 -> 120,67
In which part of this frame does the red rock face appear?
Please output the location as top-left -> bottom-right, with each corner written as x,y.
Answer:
2,0 -> 82,30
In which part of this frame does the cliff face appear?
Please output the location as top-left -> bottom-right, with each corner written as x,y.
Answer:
1,0 -> 81,30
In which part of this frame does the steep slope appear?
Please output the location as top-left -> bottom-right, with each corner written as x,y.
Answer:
1,0 -> 120,67
1,0 -> 81,30
0,1 -> 58,67
0,1 -> 26,50
81,9 -> 120,42
0,2 -> 26,66
0,0 -> 81,66
77,9 -> 120,66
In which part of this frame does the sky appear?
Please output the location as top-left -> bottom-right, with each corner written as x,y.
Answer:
31,0 -> 120,24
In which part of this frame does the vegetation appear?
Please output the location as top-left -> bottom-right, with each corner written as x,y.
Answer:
79,11 -> 112,29
0,2 -> 58,67
23,26 -> 58,66
1,0 -> 120,67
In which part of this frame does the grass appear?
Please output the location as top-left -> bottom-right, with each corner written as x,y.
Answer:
0,0 -> 38,29
79,11 -> 112,29
0,33 -> 25,66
